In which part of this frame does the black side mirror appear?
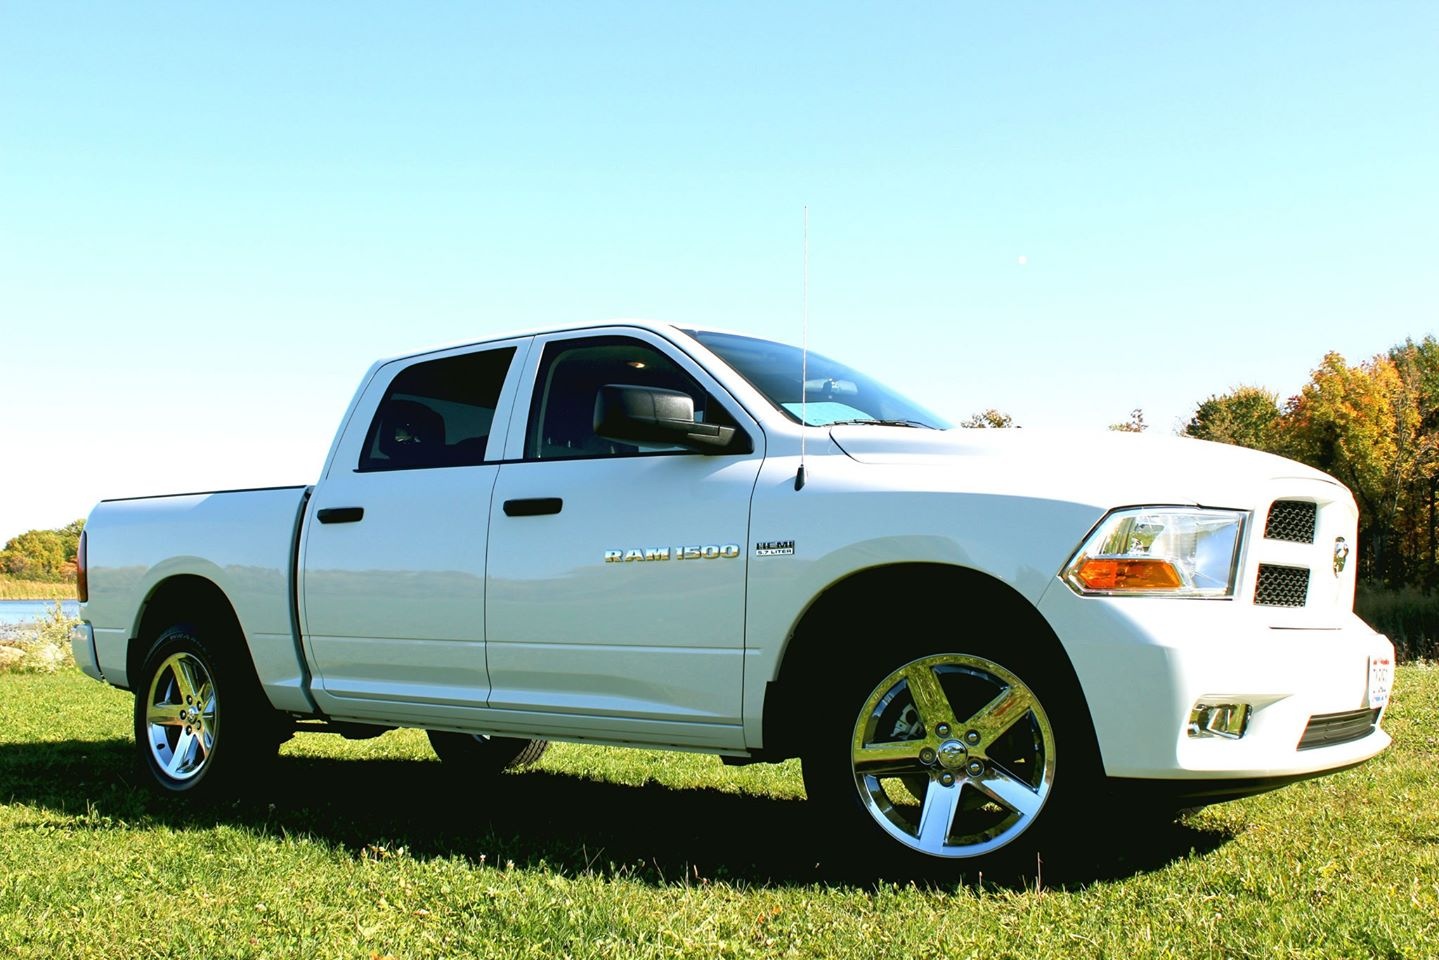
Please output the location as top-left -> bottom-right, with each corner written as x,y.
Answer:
593,384 -> 740,454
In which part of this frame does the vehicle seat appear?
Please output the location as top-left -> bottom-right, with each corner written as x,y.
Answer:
377,399 -> 446,467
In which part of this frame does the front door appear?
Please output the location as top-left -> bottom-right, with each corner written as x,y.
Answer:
485,330 -> 764,748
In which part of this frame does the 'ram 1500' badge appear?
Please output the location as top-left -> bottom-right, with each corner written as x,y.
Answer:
604,544 -> 741,563
754,540 -> 795,557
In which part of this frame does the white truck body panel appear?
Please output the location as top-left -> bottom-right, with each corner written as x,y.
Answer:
77,485 -> 312,712
76,317 -> 1394,796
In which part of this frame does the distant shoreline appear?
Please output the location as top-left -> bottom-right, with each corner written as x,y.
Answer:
0,579 -> 77,602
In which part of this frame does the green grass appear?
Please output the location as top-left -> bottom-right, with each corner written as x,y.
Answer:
0,577 -> 75,600
1,666 -> 1436,959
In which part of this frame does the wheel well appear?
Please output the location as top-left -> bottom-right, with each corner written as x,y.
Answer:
127,576 -> 251,691
763,563 -> 1098,760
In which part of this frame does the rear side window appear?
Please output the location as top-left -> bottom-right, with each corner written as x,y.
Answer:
359,347 -> 516,471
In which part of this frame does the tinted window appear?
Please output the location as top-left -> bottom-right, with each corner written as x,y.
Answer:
359,347 -> 515,471
526,336 -> 736,459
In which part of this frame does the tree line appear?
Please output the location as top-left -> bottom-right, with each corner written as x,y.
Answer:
1,520 -> 84,583
967,335 -> 1439,590
1184,336 -> 1438,587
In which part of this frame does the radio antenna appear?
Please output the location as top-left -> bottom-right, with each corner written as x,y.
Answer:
795,205 -> 808,491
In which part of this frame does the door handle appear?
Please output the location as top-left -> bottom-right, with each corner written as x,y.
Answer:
317,507 -> 365,524
503,497 -> 563,517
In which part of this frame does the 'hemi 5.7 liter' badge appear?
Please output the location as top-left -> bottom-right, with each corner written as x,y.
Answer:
755,540 -> 795,557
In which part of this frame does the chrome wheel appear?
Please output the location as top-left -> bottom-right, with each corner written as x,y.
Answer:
849,653 -> 1056,859
143,651 -> 217,783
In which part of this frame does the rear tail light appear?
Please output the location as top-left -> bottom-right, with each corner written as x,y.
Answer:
76,530 -> 88,603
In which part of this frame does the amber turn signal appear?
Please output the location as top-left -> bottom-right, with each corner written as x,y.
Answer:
1072,557 -> 1183,592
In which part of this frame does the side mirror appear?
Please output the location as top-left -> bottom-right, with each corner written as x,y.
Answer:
593,384 -> 741,454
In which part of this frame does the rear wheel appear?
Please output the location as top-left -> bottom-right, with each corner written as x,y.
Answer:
427,731 -> 549,773
134,623 -> 281,797
802,641 -> 1087,874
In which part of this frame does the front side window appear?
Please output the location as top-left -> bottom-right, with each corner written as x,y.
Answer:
689,330 -> 950,429
359,347 -> 515,471
527,336 -> 737,459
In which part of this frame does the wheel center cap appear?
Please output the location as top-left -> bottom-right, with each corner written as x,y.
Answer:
936,739 -> 968,770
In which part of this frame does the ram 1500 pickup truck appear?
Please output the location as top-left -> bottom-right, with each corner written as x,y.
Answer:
73,319 -> 1394,872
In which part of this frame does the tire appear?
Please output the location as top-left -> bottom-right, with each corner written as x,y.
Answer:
801,639 -> 1091,876
133,622 -> 281,798
427,731 -> 549,772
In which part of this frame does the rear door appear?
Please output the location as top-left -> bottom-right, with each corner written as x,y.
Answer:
301,339 -> 529,722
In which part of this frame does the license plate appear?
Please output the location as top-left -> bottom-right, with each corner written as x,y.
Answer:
1367,654 -> 1393,710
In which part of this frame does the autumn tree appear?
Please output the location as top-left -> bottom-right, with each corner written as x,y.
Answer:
1,529 -> 69,582
1283,352 -> 1431,582
1108,409 -> 1146,433
1184,337 -> 1439,586
961,409 -> 1017,429
0,519 -> 85,583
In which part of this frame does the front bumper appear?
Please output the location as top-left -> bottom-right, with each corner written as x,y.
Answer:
1038,585 -> 1393,781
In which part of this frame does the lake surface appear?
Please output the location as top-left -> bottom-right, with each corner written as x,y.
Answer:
0,599 -> 80,627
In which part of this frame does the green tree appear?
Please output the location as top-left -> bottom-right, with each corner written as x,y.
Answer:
56,518 -> 85,563
1385,337 -> 1439,582
1389,336 -> 1439,419
1183,386 -> 1284,452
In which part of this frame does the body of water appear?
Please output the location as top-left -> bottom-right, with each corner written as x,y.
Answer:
0,599 -> 80,627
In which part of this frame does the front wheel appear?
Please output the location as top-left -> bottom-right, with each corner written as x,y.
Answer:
427,731 -> 549,773
803,648 -> 1082,874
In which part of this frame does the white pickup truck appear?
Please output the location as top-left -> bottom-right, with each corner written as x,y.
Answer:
73,319 -> 1394,873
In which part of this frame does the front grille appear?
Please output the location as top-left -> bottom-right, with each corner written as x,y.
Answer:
1297,708 -> 1380,750
1265,500 -> 1317,543
1255,564 -> 1310,607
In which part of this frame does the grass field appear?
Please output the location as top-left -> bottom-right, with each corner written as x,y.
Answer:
1,664 -> 1435,959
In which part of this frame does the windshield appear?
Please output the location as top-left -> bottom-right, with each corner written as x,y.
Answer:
687,330 -> 951,429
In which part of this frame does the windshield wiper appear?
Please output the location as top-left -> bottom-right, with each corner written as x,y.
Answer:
825,418 -> 936,429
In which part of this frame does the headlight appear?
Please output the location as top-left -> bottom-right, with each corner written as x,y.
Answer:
1062,507 -> 1246,598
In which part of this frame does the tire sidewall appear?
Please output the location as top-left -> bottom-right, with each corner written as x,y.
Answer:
133,623 -> 259,798
802,632 -> 1093,878
427,730 -> 549,772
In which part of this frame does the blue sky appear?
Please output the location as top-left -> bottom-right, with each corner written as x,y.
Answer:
2,2 -> 1436,542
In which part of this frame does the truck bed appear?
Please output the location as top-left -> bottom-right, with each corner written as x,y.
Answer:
77,485 -> 312,711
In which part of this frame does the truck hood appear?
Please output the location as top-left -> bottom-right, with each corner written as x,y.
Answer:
828,425 -> 1340,508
